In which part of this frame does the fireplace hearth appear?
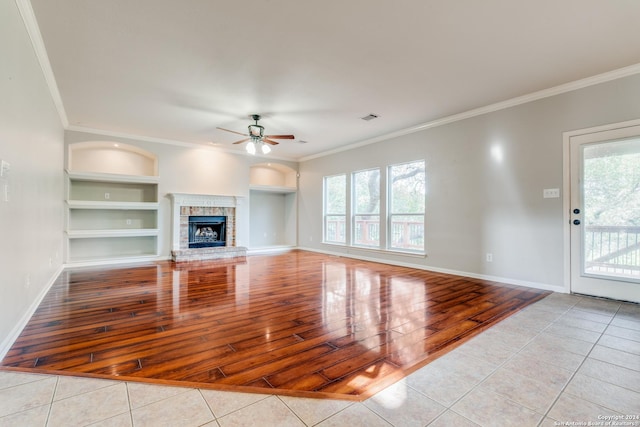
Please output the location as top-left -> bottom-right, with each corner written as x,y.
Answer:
189,216 -> 226,248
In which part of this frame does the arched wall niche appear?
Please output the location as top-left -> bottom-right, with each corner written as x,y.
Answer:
249,162 -> 297,189
68,141 -> 158,176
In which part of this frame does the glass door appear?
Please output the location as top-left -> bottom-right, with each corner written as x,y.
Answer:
569,125 -> 640,303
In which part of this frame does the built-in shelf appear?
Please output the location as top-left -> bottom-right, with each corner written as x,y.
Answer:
66,170 -> 159,184
66,200 -> 159,210
249,184 -> 297,194
67,229 -> 159,239
65,168 -> 160,264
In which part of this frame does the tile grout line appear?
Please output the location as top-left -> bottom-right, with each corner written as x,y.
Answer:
44,375 -> 59,427
196,387 -> 217,422
125,381 -> 135,427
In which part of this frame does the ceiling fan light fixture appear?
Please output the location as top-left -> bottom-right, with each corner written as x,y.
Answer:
219,114 -> 293,155
245,140 -> 256,155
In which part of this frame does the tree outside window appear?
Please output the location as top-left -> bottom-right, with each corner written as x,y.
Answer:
324,174 -> 346,243
388,160 -> 425,251
353,169 -> 380,247
583,139 -> 640,275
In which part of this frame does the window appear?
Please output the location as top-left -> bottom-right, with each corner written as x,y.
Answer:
388,160 -> 425,251
324,174 -> 346,243
352,168 -> 380,247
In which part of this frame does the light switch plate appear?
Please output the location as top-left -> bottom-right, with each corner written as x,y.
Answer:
0,160 -> 10,178
543,188 -> 560,198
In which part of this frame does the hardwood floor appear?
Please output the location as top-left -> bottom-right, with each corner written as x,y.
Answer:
1,250 -> 550,400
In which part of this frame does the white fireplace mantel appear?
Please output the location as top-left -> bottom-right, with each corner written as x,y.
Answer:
168,193 -> 246,252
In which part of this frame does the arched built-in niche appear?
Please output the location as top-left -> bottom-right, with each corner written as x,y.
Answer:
248,162 -> 297,249
68,141 -> 158,176
249,162 -> 297,191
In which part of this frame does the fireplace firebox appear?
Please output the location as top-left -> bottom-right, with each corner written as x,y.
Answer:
188,216 -> 226,248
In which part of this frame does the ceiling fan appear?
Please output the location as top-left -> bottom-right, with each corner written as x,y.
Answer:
217,114 -> 295,155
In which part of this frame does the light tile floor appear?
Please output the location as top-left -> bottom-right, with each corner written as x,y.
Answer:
1,293 -> 639,427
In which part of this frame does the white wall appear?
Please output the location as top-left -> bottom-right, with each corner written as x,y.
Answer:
249,190 -> 284,247
0,0 -> 64,356
298,74 -> 640,291
249,190 -> 294,247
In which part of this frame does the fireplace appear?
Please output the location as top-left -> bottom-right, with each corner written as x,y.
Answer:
188,216 -> 226,248
169,193 -> 247,262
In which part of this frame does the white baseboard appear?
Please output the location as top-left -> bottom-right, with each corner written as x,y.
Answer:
0,265 -> 64,360
247,245 -> 296,255
64,255 -> 169,269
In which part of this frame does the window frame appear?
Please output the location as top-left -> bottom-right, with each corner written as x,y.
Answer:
351,168 -> 381,248
323,173 -> 347,245
387,160 -> 426,253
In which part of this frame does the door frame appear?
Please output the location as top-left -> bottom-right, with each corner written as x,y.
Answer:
562,118 -> 640,296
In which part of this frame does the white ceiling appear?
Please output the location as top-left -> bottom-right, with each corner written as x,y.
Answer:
28,0 -> 640,161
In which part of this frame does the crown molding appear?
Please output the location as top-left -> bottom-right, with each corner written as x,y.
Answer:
16,0 -> 68,127
299,63 -> 640,162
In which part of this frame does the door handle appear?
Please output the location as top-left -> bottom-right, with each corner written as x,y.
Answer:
573,219 -> 581,225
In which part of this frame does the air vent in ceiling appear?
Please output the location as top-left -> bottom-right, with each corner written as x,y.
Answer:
361,114 -> 379,121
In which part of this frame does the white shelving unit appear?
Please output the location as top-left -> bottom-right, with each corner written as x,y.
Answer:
248,184 -> 297,194
65,170 -> 160,264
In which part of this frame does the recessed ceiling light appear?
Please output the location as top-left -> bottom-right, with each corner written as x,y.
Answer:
361,114 -> 379,121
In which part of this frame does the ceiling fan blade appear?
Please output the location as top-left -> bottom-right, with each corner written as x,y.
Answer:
262,138 -> 280,145
217,127 -> 249,137
232,138 -> 251,145
264,134 -> 295,139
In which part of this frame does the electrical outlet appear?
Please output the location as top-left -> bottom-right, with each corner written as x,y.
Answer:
486,253 -> 493,262
543,188 -> 560,198
126,219 -> 132,225
104,192 -> 110,200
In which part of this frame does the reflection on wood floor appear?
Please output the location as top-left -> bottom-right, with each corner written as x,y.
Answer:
1,250 -> 549,400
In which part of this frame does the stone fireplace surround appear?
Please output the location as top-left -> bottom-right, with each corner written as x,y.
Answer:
169,193 -> 247,262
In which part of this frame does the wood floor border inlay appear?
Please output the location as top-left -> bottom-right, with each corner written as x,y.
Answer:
1,250 -> 550,400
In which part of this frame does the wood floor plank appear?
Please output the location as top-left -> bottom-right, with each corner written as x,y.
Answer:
0,250 -> 549,399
